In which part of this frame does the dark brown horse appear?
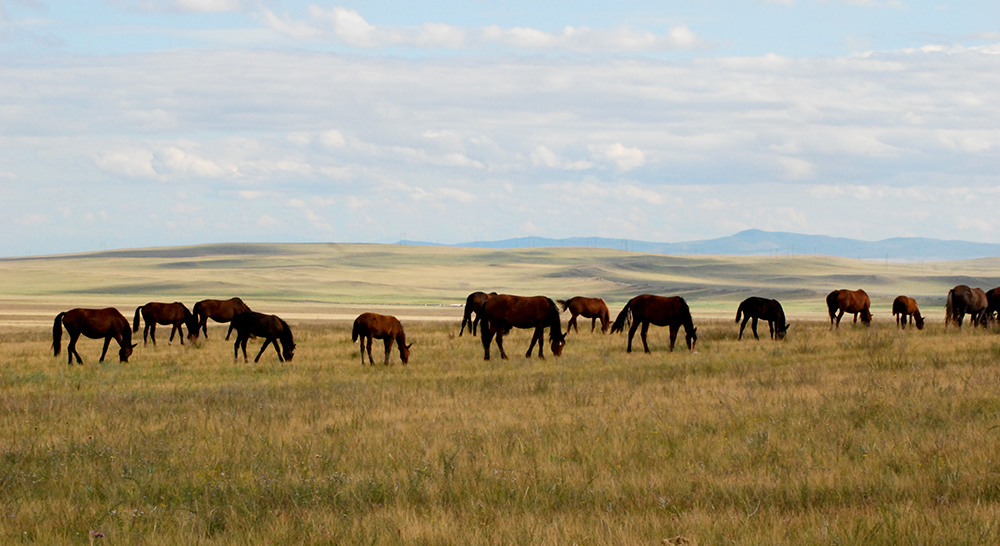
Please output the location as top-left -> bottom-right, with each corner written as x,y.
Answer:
610,294 -> 697,352
557,296 -> 611,334
459,291 -> 496,336
985,287 -> 1000,325
891,295 -> 924,330
53,308 -> 136,365
352,312 -> 412,365
945,285 -> 988,328
132,302 -> 199,345
231,311 -> 295,363
735,297 -> 789,340
826,289 -> 872,328
192,297 -> 251,340
479,294 -> 566,360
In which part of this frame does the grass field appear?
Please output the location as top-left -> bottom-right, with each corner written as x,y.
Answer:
2,244 -> 1000,544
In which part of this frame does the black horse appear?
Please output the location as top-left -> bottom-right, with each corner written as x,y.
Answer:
610,294 -> 697,352
231,311 -> 295,363
479,294 -> 566,360
735,297 -> 789,340
132,301 -> 199,345
192,297 -> 251,340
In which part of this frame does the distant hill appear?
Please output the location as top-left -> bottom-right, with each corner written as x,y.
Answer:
400,229 -> 1000,262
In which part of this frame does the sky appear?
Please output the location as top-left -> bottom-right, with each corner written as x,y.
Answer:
1,1 -> 999,257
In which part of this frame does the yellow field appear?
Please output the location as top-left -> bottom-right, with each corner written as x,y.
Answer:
2,243 -> 1000,544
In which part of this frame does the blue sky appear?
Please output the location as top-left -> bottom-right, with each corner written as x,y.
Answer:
2,1 -> 999,256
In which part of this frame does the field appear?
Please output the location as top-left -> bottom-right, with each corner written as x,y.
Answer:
3,244 -> 1000,544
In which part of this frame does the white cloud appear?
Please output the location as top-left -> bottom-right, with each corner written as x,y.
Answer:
112,0 -> 246,13
590,143 -> 646,171
153,146 -> 227,178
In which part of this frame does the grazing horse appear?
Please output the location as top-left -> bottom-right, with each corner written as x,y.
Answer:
945,285 -> 988,328
53,308 -> 136,365
352,312 -> 412,365
610,294 -> 697,352
192,297 -> 251,340
459,291 -> 496,336
734,297 -> 789,340
231,311 -> 295,363
479,294 -> 566,360
985,287 -> 1000,325
132,302 -> 199,345
892,295 -> 924,330
557,296 -> 611,334
826,289 -> 872,328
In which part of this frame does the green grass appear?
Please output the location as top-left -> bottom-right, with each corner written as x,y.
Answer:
3,319 -> 1000,544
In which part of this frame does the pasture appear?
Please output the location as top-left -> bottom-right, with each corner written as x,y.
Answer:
3,243 -> 1000,544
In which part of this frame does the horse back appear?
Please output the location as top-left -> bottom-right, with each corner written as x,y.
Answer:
353,312 -> 403,339
631,294 -> 691,327
63,308 -> 129,337
483,294 -> 555,328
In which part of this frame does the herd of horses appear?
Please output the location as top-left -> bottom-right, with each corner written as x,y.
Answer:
49,283 -> 998,366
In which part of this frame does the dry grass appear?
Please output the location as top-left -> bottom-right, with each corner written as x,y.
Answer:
3,318 -> 1000,545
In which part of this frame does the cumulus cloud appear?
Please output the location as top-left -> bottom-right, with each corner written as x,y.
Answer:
111,0 -> 247,13
589,143 -> 646,171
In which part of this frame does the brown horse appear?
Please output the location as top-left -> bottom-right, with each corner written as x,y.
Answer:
891,295 -> 924,330
826,289 -> 872,328
557,296 -> 611,334
610,294 -> 697,352
479,294 -> 566,360
53,308 -> 136,365
985,287 -> 1000,325
734,297 -> 789,340
231,311 -> 295,363
352,312 -> 412,365
192,297 -> 251,340
132,302 -> 199,345
459,291 -> 496,336
945,285 -> 988,328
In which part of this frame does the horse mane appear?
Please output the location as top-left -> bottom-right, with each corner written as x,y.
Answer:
545,298 -> 564,342
610,299 -> 632,334
278,318 -> 294,349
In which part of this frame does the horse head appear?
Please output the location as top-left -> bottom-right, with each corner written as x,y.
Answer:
119,343 -> 137,362
549,335 -> 565,357
914,315 -> 925,330
686,327 -> 698,351
400,342 -> 413,364
775,323 -> 790,340
282,342 -> 296,362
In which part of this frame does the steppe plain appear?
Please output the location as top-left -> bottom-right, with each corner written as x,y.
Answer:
3,243 -> 1000,545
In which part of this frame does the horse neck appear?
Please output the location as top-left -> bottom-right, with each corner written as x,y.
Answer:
546,301 -> 564,341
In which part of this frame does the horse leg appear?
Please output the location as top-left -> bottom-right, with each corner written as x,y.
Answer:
481,326 -> 495,361
739,316 -> 749,340
201,319 -> 209,339
254,338 -> 273,363
668,324 -> 679,351
567,314 -> 578,333
99,337 -> 112,362
527,327 -> 544,358
640,322 -> 651,353
751,317 -> 760,340
384,338 -> 394,365
67,333 -> 82,365
150,323 -> 158,346
366,337 -> 375,365
591,317 -> 597,333
626,322 -> 639,353
495,330 -> 509,360
835,310 -> 845,328
143,323 -> 151,345
472,316 -> 479,336
767,320 -> 774,340
169,323 -> 178,344
226,322 -> 235,341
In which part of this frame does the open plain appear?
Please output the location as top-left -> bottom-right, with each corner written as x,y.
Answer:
3,243 -> 1000,544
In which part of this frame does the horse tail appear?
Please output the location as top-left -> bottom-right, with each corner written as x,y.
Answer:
459,300 -> 474,336
52,312 -> 65,356
557,299 -> 569,312
735,301 -> 744,323
133,306 -> 143,333
826,291 -> 840,321
610,299 -> 632,334
945,289 -> 955,326
351,318 -> 360,342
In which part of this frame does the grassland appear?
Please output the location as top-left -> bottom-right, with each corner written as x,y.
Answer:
2,243 -> 1000,544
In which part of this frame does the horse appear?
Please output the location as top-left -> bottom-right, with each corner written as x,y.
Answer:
985,287 -> 1000,325
192,297 -> 251,340
610,294 -> 697,352
459,291 -> 496,336
891,295 -> 924,330
734,297 -> 789,340
945,285 -> 988,328
972,287 -> 990,327
557,296 -> 611,334
352,312 -> 412,365
53,308 -> 136,365
132,302 -> 199,345
826,289 -> 872,328
479,294 -> 566,360
230,311 -> 295,363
